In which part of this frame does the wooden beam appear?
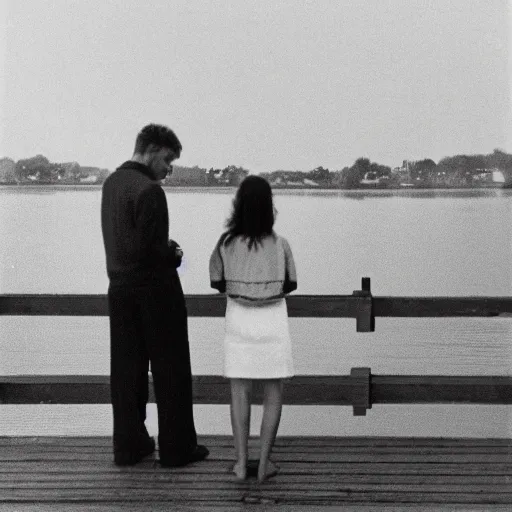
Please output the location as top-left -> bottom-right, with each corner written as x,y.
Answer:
373,297 -> 512,317
371,375 -> 512,404
0,294 -> 359,318
0,294 -> 109,317
1,294 -> 512,317
0,375 -> 364,407
1,374 -> 511,406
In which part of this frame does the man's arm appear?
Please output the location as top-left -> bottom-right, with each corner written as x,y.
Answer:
135,185 -> 178,268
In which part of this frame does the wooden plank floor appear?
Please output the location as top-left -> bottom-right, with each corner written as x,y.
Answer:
0,436 -> 511,511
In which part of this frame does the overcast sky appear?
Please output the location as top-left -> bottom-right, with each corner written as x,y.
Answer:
1,1 -> 510,172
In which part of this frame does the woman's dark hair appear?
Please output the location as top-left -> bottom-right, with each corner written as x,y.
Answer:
222,175 -> 276,250
134,124 -> 182,156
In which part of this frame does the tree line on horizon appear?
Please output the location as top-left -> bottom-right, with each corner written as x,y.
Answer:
0,155 -> 251,187
1,149 -> 511,188
0,155 -> 110,185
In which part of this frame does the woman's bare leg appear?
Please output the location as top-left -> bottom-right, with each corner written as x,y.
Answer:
230,378 -> 252,480
258,379 -> 283,483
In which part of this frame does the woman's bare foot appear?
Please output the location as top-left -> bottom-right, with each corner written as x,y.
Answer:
257,459 -> 279,483
232,461 -> 247,481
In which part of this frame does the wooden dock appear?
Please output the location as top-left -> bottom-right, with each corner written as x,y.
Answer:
1,435 -> 511,510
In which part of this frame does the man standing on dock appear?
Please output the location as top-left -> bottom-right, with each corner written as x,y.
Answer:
100,123 -> 209,467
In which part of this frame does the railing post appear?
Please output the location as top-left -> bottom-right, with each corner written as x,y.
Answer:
352,277 -> 375,332
350,367 -> 372,416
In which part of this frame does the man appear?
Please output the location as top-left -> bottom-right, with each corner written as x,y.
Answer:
101,123 -> 208,467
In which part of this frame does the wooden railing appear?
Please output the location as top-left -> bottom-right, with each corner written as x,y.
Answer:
1,278 -> 512,416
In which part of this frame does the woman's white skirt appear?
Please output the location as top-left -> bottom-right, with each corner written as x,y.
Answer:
223,297 -> 294,379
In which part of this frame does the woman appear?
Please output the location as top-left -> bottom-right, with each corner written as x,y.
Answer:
209,175 -> 297,482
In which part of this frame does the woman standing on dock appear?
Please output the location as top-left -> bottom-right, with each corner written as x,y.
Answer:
209,175 -> 297,483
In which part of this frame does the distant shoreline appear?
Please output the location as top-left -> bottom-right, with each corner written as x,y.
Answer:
0,183 -> 507,192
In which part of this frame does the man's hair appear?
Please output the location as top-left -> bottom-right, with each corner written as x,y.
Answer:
222,175 -> 276,250
134,124 -> 182,156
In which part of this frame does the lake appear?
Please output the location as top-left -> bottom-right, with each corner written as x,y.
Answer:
1,186 -> 511,437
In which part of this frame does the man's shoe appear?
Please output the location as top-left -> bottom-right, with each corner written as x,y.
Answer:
159,444 -> 209,468
114,438 -> 156,466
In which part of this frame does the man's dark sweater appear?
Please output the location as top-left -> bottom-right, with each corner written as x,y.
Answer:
101,161 -> 179,286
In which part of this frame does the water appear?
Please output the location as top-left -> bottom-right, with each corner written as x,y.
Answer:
1,186 -> 511,437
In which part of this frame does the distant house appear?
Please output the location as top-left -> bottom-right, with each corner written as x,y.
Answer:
269,173 -> 320,187
269,177 -> 284,186
391,160 -> 413,186
79,175 -> 98,184
473,170 -> 492,183
58,162 -> 81,182
81,167 -> 109,182
473,168 -> 505,185
361,172 -> 390,186
360,172 -> 381,185
285,179 -> 306,187
492,170 -> 506,183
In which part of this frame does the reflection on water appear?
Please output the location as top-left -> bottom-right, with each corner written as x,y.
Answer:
2,317 -> 510,376
1,185 -> 511,297
1,184 -> 509,200
273,187 -> 508,200
0,185 -> 103,195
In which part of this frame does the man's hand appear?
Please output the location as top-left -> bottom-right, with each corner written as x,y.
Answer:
168,239 -> 183,268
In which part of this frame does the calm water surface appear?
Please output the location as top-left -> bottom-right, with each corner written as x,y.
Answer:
1,186 -> 511,437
